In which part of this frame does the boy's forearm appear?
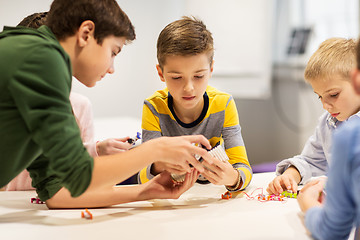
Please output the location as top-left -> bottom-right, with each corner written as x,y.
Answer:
46,185 -> 143,209
88,141 -> 157,192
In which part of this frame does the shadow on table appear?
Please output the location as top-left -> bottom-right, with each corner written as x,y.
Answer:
0,195 -> 230,226
0,208 -> 137,226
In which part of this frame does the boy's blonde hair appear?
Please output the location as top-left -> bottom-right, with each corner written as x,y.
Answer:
157,16 -> 214,69
304,38 -> 357,82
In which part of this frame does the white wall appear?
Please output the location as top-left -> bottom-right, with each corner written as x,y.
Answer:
72,0 -> 186,119
0,0 -> 185,119
184,0 -> 274,99
0,0 -> 274,119
0,0 -> 52,26
71,0 -> 275,117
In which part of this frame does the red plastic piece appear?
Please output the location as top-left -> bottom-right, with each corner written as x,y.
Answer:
221,191 -> 233,200
81,208 -> 93,220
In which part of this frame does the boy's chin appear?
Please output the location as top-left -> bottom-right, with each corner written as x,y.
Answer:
80,80 -> 97,88
87,82 -> 97,88
335,115 -> 346,121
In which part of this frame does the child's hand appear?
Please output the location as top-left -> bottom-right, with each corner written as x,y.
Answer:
149,135 -> 212,174
151,161 -> 188,176
200,157 -> 239,187
267,166 -> 301,195
297,179 -> 324,212
137,169 -> 200,201
96,137 -> 132,156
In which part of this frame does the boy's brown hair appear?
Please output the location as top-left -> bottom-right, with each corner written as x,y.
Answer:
46,0 -> 135,44
304,38 -> 356,82
18,12 -> 48,28
157,16 -> 214,69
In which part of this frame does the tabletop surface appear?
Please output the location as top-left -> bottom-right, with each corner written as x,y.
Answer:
0,172 -> 313,240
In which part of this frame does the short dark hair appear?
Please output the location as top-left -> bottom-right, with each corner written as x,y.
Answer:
17,12 -> 48,29
46,0 -> 136,44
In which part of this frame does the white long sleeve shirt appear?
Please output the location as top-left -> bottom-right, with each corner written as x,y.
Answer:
276,111 -> 360,184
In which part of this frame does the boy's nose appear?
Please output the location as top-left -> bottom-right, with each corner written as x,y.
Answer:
108,64 -> 115,74
322,101 -> 332,111
183,80 -> 194,92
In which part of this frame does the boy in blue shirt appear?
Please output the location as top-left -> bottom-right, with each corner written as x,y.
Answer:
297,38 -> 360,240
0,0 -> 213,208
267,38 -> 360,195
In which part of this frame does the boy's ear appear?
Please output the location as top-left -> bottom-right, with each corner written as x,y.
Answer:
77,20 -> 95,47
351,68 -> 360,94
156,64 -> 165,82
210,60 -> 214,73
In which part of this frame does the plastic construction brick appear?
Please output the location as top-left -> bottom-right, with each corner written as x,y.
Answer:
221,191 -> 233,200
281,190 -> 298,199
81,209 -> 93,220
127,132 -> 141,145
30,196 -> 45,204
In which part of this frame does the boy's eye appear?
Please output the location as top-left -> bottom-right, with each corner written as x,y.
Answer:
194,75 -> 204,79
330,93 -> 339,98
172,76 -> 182,80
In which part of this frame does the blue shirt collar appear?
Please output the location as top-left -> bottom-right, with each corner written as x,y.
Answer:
327,111 -> 360,128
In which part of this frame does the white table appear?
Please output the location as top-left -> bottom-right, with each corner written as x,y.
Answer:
0,173 -> 312,240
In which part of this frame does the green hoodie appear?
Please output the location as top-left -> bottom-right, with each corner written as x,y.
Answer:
0,25 -> 93,201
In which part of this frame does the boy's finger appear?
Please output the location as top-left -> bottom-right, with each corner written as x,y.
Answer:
266,185 -> 274,194
169,168 -> 187,175
186,156 -> 205,173
282,178 -> 292,191
201,161 -> 217,173
185,135 -> 211,150
112,148 -> 126,153
201,170 -> 216,183
274,180 -> 283,195
291,180 -> 298,193
190,169 -> 199,183
182,170 -> 197,190
176,161 -> 192,173
115,137 -> 130,142
197,151 -> 214,165
114,142 -> 131,150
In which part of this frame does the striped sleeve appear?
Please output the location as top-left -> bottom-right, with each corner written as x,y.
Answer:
138,101 -> 162,184
223,97 -> 252,190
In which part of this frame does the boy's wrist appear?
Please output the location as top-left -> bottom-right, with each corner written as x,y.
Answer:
284,165 -> 301,183
226,169 -> 242,192
150,163 -> 162,176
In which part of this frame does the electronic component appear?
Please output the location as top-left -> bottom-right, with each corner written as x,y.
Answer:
171,143 -> 229,183
127,132 -> 141,145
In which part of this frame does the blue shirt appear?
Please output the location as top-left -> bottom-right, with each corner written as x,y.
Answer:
276,111 -> 360,184
305,116 -> 360,240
